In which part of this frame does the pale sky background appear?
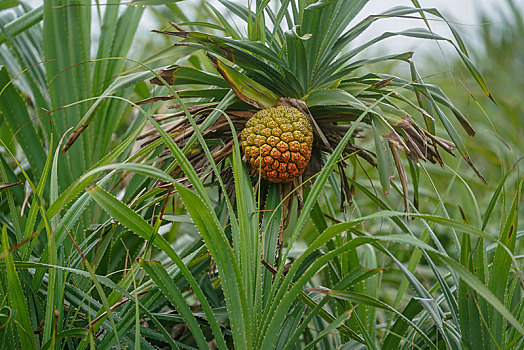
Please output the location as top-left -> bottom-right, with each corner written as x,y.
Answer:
352,0 -> 522,53
148,0 -> 523,60
24,0 -> 524,68
155,0 -> 522,74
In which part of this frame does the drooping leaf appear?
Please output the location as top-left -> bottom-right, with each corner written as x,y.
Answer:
208,54 -> 279,109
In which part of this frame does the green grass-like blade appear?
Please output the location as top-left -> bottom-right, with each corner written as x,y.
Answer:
87,185 -> 227,349
0,154 -> 22,241
1,225 -> 35,350
138,259 -> 209,349
382,299 -> 424,349
313,289 -> 434,348
0,66 -> 46,175
303,308 -> 353,350
174,184 -> 248,349
442,255 -> 524,338
0,5 -> 43,45
40,328 -> 89,350
0,152 -> 23,203
35,134 -> 57,346
22,133 -> 55,259
481,166 -> 516,230
488,178 -> 522,344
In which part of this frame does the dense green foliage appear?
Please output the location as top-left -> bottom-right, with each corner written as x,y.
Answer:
0,0 -> 522,349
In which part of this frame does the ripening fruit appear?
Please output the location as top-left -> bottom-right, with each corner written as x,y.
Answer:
241,106 -> 314,183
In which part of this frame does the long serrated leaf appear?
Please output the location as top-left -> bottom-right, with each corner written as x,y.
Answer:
138,259 -> 209,349
261,184 -> 282,306
0,136 -> 58,346
174,184 -> 249,348
86,185 -> 228,350
0,66 -> 46,175
44,0 -> 93,190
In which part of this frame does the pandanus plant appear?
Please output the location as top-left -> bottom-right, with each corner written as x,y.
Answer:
60,1 -> 491,219
46,1 -> 524,349
125,0 -> 491,220
60,0 -> 494,316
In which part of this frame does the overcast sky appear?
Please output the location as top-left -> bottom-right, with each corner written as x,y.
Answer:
24,0 -> 523,68
186,0 -> 523,57
353,0 -> 521,52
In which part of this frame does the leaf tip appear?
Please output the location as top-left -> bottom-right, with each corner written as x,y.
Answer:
488,93 -> 496,105
62,125 -> 88,154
